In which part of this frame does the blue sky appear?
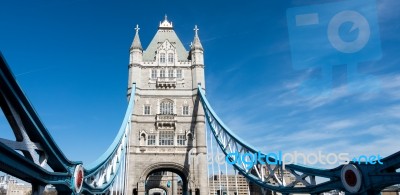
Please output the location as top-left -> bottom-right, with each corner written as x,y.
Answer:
1,0 -> 400,169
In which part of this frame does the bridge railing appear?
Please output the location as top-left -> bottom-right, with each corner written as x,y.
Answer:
0,54 -> 83,194
0,54 -> 134,194
198,85 -> 400,194
82,84 -> 135,194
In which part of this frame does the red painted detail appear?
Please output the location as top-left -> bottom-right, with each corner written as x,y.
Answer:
76,169 -> 83,189
345,169 -> 357,187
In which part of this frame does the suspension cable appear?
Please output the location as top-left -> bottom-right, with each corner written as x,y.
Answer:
235,169 -> 239,195
210,128 -> 216,195
206,126 -> 211,195
216,144 -> 222,194
224,157 -> 229,194
125,118 -> 132,195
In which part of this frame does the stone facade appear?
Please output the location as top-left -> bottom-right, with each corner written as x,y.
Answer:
126,17 -> 208,195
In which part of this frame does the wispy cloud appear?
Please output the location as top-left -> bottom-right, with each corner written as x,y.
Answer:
15,67 -> 53,77
206,71 -> 400,169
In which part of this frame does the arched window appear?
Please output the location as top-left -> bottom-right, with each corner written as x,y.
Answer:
140,133 -> 146,146
160,100 -> 174,115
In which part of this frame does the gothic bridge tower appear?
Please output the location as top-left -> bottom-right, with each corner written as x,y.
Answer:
126,16 -> 208,195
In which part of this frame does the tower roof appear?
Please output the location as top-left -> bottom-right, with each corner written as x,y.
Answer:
159,15 -> 173,29
143,16 -> 188,61
191,25 -> 203,51
131,24 -> 142,50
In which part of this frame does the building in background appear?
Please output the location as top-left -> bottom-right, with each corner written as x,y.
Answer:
208,174 -> 250,195
0,175 -> 30,195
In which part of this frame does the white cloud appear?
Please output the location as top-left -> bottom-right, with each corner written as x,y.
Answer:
325,119 -> 358,130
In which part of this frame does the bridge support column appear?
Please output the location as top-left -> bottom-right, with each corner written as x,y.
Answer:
195,97 -> 209,195
172,173 -> 178,195
138,180 -> 146,195
32,184 -> 45,195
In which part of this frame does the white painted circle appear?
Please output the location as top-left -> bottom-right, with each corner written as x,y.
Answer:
341,164 -> 362,193
328,10 -> 370,53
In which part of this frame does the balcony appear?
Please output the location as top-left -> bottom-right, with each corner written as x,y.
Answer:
156,77 -> 176,88
156,114 -> 177,129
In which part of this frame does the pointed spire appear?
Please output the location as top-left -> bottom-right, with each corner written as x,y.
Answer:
131,24 -> 142,50
191,25 -> 203,51
194,25 -> 199,37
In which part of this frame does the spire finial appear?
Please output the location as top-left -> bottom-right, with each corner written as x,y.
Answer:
131,24 -> 142,50
194,25 -> 199,36
159,15 -> 173,29
191,25 -> 203,51
135,24 -> 140,33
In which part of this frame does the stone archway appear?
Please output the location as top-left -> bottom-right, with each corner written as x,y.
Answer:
137,162 -> 193,195
148,187 -> 167,195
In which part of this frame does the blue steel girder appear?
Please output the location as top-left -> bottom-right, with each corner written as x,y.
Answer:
198,85 -> 400,194
0,53 -> 134,194
0,54 -> 83,194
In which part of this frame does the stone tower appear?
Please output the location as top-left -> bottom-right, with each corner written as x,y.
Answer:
127,16 -> 208,195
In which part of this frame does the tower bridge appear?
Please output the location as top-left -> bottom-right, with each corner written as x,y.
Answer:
1,17 -> 400,195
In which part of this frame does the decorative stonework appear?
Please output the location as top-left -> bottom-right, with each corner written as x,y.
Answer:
156,77 -> 176,88
156,114 -> 176,129
127,17 -> 208,195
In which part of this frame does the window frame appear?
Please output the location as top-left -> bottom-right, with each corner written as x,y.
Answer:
148,134 -> 156,145
177,134 -> 186,146
168,69 -> 174,78
160,69 -> 166,78
168,53 -> 174,63
151,69 -> 157,79
183,105 -> 189,115
160,100 -> 174,115
160,53 -> 166,63
144,105 -> 151,115
176,69 -> 182,78
159,131 -> 174,146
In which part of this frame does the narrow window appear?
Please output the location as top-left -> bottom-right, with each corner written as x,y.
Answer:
151,69 -> 157,79
160,69 -> 166,78
160,53 -> 166,63
168,53 -> 174,63
168,69 -> 174,78
148,135 -> 156,145
144,105 -> 150,115
176,69 -> 182,78
183,105 -> 189,115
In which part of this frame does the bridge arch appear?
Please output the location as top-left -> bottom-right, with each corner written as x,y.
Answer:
147,187 -> 167,195
138,162 -> 193,195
